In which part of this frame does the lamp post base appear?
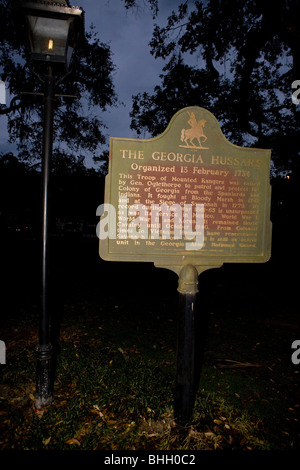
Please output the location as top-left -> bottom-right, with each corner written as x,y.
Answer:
35,343 -> 53,409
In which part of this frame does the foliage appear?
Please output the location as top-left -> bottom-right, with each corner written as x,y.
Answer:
130,0 -> 300,176
122,0 -> 159,18
0,1 -> 117,168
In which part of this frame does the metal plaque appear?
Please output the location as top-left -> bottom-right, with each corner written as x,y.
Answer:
99,107 -> 272,275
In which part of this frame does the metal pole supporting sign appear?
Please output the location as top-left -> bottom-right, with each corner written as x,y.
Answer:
174,264 -> 199,426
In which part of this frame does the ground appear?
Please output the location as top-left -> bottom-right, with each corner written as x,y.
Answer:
0,229 -> 299,452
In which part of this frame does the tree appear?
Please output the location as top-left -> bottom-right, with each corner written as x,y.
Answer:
130,0 -> 300,178
0,0 -> 118,171
122,0 -> 158,18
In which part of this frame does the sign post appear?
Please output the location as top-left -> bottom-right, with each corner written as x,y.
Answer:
174,264 -> 199,425
98,106 -> 272,424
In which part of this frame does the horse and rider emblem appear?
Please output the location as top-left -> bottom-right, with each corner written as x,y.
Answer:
180,111 -> 208,149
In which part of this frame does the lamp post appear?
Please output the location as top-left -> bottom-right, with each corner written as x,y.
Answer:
16,0 -> 84,408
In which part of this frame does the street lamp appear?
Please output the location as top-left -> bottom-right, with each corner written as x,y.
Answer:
22,0 -> 84,69
15,0 -> 84,409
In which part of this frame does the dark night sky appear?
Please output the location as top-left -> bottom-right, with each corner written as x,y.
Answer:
0,1 -> 198,167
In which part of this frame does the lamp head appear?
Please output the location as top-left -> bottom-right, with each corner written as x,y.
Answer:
16,1 -> 84,69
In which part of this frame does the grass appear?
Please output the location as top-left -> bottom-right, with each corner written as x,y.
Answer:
0,238 -> 299,451
1,294 -> 299,451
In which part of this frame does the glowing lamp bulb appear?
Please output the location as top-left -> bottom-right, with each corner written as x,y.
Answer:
48,39 -> 54,50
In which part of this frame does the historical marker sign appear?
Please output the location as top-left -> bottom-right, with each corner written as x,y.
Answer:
98,107 -> 272,274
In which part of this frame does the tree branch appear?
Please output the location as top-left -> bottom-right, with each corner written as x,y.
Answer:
0,96 -> 21,115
